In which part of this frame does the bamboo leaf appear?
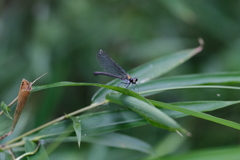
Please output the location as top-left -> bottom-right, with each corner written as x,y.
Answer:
166,100 -> 240,118
106,93 -> 188,134
5,153 -> 12,160
70,117 -> 81,148
82,133 -> 153,154
27,110 -> 147,140
32,82 -> 146,103
150,100 -> 240,130
41,133 -> 154,154
0,151 -> 12,160
24,139 -> 49,160
27,100 -> 240,141
139,72 -> 240,96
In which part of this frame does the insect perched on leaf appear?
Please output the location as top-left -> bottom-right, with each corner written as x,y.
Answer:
93,50 -> 138,91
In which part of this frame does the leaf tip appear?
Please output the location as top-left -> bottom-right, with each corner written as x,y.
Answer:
191,38 -> 204,56
176,130 -> 183,137
176,129 -> 192,137
198,37 -> 204,47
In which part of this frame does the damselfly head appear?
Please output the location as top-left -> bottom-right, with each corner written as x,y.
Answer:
130,77 -> 138,84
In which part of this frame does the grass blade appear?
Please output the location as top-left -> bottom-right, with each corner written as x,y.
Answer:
24,139 -> 49,160
70,117 -> 81,148
26,100 -> 240,141
139,72 -> 240,96
106,93 -> 188,134
150,100 -> 240,130
82,133 -> 153,154
167,100 -> 240,118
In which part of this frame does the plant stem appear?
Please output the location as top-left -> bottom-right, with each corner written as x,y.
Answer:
1,140 -> 24,150
3,100 -> 108,147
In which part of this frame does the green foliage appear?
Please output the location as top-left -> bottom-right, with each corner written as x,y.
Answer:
0,102 -> 12,120
71,117 -> 82,148
24,139 -> 49,160
1,43 -> 240,159
0,1 -> 240,160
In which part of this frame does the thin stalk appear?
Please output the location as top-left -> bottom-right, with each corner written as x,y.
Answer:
1,140 -> 24,150
3,100 -> 108,147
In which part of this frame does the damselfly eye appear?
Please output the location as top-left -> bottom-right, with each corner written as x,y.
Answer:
131,78 -> 138,84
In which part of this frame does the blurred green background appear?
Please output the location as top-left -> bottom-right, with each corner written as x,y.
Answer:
0,0 -> 240,159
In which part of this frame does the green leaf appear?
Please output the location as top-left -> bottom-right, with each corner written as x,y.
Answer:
28,100 -> 240,141
45,124 -> 74,155
166,100 -> 240,118
5,153 -> 12,160
150,100 -> 240,130
0,149 -> 12,160
141,85 -> 240,98
28,109 -> 147,140
82,133 -> 153,154
153,146 -> 240,160
106,93 -> 187,134
32,82 -> 146,103
78,109 -> 146,135
70,117 -> 81,148
40,133 -> 153,154
0,102 -> 12,120
92,42 -> 203,103
27,120 -> 73,140
0,151 -> 12,160
32,73 -> 240,106
139,72 -> 240,96
25,139 -> 49,160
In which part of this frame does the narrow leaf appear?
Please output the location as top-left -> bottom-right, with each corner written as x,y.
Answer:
0,149 -> 14,160
25,139 -> 49,160
5,153 -> 12,160
17,141 -> 40,160
139,72 -> 240,96
0,102 -> 12,119
0,152 -> 13,160
71,117 -> 81,148
166,100 -> 240,118
28,110 -> 147,140
45,124 -> 73,155
28,100 -> 240,141
42,133 -> 153,154
106,93 -> 187,133
82,133 -> 153,154
32,82 -> 146,102
150,100 -> 240,130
